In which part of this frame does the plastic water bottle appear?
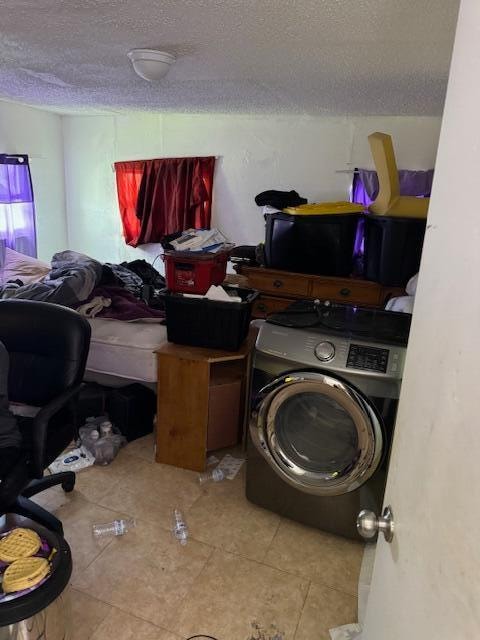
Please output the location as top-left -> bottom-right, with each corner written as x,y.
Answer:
100,420 -> 114,437
172,509 -> 188,545
92,518 -> 136,538
198,468 -> 225,484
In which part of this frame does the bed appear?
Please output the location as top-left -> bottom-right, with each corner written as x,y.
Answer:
1,248 -> 168,387
85,318 -> 167,386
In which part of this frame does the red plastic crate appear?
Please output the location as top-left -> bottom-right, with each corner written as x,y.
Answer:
163,250 -> 230,294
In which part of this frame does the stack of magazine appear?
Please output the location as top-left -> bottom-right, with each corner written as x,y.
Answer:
169,228 -> 230,253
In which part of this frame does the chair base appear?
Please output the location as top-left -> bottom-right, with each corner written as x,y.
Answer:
22,472 -> 76,498
9,496 -> 64,535
8,471 -> 77,535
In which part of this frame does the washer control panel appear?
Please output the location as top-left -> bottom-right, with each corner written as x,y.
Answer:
255,323 -> 406,381
314,341 -> 336,362
347,344 -> 389,373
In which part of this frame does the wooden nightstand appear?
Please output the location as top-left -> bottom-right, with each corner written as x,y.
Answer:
155,329 -> 256,472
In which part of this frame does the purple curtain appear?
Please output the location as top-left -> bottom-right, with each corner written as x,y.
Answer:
351,168 -> 434,206
350,168 -> 434,275
0,155 -> 37,262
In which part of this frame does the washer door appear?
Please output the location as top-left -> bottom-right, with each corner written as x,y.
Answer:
250,371 -> 384,496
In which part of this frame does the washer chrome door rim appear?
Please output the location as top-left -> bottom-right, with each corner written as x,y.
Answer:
250,371 -> 384,496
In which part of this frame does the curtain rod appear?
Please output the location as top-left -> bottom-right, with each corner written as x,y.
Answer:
111,155 -> 221,172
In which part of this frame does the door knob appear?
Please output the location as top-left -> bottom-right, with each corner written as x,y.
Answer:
357,505 -> 395,543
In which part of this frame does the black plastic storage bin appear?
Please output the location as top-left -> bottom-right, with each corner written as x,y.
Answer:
364,214 -> 426,287
107,384 -> 156,442
264,212 -> 360,276
165,286 -> 258,351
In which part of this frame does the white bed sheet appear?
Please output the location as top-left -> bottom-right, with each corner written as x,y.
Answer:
85,318 -> 167,383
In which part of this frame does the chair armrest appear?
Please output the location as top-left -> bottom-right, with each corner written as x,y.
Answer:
30,384 -> 83,477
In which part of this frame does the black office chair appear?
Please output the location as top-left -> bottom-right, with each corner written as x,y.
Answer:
0,299 -> 91,534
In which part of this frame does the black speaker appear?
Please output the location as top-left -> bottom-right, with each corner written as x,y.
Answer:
106,384 -> 156,442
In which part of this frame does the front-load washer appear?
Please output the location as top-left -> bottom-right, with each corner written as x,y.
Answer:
246,301 -> 411,540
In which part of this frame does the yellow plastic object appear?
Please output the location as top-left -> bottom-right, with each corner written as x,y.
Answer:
368,132 -> 429,219
0,528 -> 41,563
2,557 -> 50,593
283,202 -> 365,215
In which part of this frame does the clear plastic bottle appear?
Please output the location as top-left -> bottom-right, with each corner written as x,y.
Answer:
92,518 -> 136,538
172,509 -> 188,545
93,437 -> 116,465
198,467 -> 225,485
100,420 -> 114,437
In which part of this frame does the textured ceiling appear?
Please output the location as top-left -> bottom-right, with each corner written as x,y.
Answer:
0,0 -> 459,115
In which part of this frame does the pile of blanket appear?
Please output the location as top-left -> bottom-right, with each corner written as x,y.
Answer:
0,251 -> 166,322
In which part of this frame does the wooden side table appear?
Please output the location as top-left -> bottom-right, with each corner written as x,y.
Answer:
155,329 -> 256,472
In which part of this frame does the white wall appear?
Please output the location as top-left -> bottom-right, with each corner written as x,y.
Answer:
0,100 -> 67,260
62,113 -> 442,265
364,1 -> 480,638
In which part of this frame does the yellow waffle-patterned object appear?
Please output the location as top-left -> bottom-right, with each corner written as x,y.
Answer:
2,557 -> 50,593
283,202 -> 365,216
0,528 -> 42,563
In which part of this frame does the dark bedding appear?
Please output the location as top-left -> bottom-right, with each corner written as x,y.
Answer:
0,251 -> 103,307
0,251 -> 165,322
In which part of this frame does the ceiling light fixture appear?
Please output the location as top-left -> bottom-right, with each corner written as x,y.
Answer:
127,49 -> 176,82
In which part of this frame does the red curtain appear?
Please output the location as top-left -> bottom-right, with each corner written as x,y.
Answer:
114,160 -> 144,246
115,156 -> 215,247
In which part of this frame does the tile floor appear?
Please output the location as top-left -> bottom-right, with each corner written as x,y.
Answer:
33,435 -> 363,640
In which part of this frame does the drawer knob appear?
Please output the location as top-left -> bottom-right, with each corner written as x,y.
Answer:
340,288 -> 351,297
257,303 -> 267,312
273,280 -> 283,288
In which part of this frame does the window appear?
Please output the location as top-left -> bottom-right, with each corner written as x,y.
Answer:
0,154 -> 37,258
114,156 -> 215,247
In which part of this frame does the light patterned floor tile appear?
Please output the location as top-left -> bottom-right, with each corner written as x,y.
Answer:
96,458 -> 202,531
72,453 -> 146,503
90,608 -> 181,640
173,549 -> 310,640
72,519 -> 213,629
56,497 -> 128,580
264,519 -> 363,596
120,433 -> 156,463
185,472 -> 280,562
70,589 -> 112,640
294,582 -> 357,640
26,438 -> 362,639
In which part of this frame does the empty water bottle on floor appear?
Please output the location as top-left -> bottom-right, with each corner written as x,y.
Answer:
172,509 -> 188,545
198,467 -> 225,484
92,518 -> 136,538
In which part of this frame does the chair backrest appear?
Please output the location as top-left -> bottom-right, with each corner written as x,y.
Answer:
0,300 -> 91,406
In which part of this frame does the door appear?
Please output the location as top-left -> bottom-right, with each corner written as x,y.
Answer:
363,1 -> 480,637
251,371 -> 384,496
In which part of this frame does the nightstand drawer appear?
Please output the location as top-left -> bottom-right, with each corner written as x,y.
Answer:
252,296 -> 293,318
246,271 -> 309,297
310,280 -> 381,306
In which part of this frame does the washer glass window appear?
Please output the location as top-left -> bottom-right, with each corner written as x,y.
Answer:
253,373 -> 384,496
274,391 -> 360,476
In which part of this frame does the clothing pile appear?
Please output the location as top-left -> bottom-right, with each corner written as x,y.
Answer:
0,251 -> 166,322
255,189 -> 307,210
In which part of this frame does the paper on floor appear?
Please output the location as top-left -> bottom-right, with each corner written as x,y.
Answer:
217,454 -> 245,479
49,446 -> 95,473
329,623 -> 362,639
